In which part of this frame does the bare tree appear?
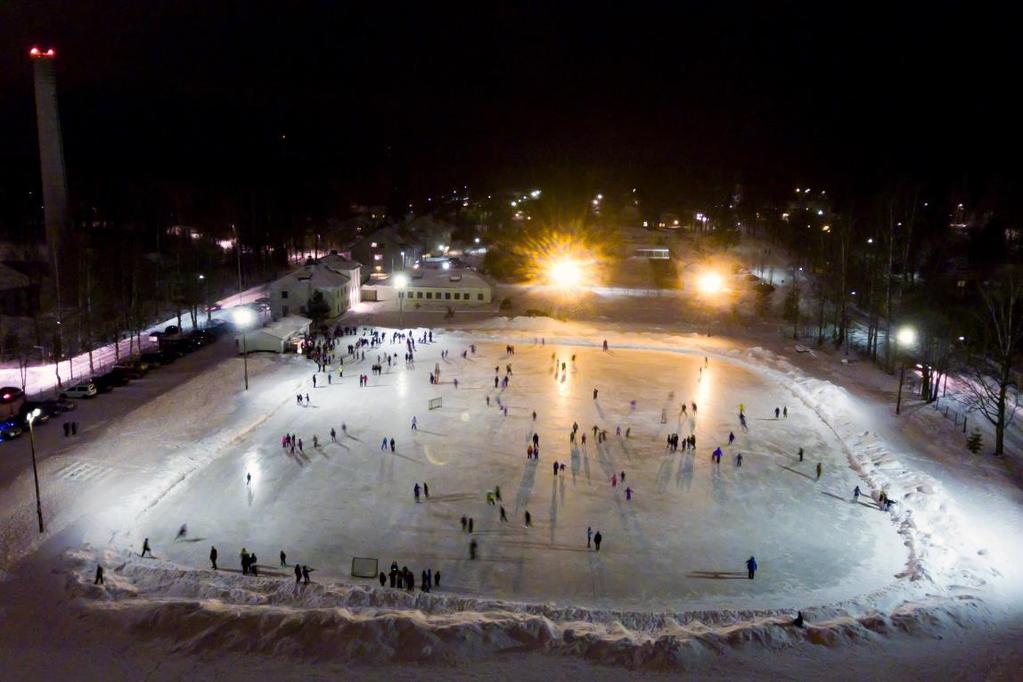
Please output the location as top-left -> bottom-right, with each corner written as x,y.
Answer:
962,270 -> 1023,455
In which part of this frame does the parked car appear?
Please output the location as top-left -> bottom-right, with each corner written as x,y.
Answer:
190,330 -> 216,348
148,330 -> 165,343
165,325 -> 180,335
43,398 -> 76,414
206,318 -> 229,337
112,362 -> 146,379
205,303 -> 223,313
18,401 -> 56,425
60,382 -> 98,400
157,349 -> 181,364
140,352 -> 164,368
92,373 -> 120,393
0,418 -> 24,441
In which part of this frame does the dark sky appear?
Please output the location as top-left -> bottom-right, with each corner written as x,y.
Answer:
1,1 -> 1019,214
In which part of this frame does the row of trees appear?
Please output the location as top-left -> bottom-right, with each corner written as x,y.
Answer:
750,184 -> 1022,456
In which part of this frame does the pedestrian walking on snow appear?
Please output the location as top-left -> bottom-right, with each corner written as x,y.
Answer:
775,407 -> 780,419
746,556 -> 758,579
461,515 -> 467,531
414,483 -> 421,502
853,486 -> 861,502
729,431 -> 735,445
469,539 -> 478,560
280,550 -> 287,567
500,506 -> 508,522
594,531 -> 602,551
524,510 -> 532,527
141,538 -> 153,558
295,565 -> 302,583
468,517 -> 474,533
587,526 -> 593,547
411,416 -> 417,430
302,565 -> 313,584
816,462 -> 822,480
379,572 -> 387,587
94,564 -> 104,585
390,438 -> 395,452
798,447 -> 804,462
210,546 -> 218,570
626,487 -> 633,500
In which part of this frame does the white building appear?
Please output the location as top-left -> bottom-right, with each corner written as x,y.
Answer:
268,254 -> 361,320
235,315 -> 310,354
362,267 -> 492,306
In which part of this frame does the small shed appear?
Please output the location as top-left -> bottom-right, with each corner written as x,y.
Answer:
235,315 -> 311,354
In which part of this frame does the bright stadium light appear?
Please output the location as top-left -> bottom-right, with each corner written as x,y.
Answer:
549,258 -> 584,288
697,271 -> 725,295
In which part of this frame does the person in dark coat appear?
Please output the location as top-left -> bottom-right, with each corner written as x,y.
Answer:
295,564 -> 303,583
280,550 -> 287,567
210,546 -> 218,570
302,565 -> 312,584
141,538 -> 153,558
469,539 -> 478,560
593,531 -> 602,551
379,572 -> 387,587
94,565 -> 104,585
746,556 -> 758,579
434,570 -> 440,588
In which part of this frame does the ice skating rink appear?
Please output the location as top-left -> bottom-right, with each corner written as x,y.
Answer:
107,335 -> 903,610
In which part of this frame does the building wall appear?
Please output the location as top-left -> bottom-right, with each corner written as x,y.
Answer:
403,285 -> 492,304
269,276 -> 352,319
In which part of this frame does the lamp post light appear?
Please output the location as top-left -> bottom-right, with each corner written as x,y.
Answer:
232,307 -> 257,390
27,408 -> 45,533
895,326 -> 917,415
393,273 -> 409,328
198,274 -> 210,324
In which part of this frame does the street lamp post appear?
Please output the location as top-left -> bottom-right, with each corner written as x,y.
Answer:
393,273 -> 409,329
27,409 -> 45,533
895,326 -> 916,416
199,273 -> 209,324
232,307 -> 256,390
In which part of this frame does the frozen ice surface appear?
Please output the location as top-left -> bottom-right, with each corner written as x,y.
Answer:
101,337 -> 904,611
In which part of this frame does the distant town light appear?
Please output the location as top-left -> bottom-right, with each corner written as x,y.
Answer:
510,200 -> 517,207
530,189 -> 541,199
867,238 -> 874,244
393,273 -> 409,289
474,237 -> 480,244
817,209 -> 824,216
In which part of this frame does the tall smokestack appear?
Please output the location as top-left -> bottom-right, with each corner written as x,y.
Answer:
30,46 -> 75,312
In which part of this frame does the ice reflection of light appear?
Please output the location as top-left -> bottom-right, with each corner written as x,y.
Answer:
244,450 -> 262,485
396,369 -> 407,398
695,358 -> 711,426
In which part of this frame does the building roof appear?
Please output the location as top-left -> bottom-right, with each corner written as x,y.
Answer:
405,267 -> 490,290
278,264 -> 351,289
243,315 -> 311,340
317,253 -> 361,273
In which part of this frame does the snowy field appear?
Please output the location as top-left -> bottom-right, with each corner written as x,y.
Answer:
2,316 -> 1021,677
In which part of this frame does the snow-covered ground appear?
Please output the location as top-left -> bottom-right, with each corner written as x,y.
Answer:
1,315 -> 1022,679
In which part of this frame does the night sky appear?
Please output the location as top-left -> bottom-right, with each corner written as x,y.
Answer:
0,2 -> 1018,216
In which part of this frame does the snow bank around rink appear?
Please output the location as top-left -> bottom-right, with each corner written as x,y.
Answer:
63,547 -> 984,670
59,317 -> 998,668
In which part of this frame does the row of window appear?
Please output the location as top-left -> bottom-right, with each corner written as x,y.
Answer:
403,290 -> 485,301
